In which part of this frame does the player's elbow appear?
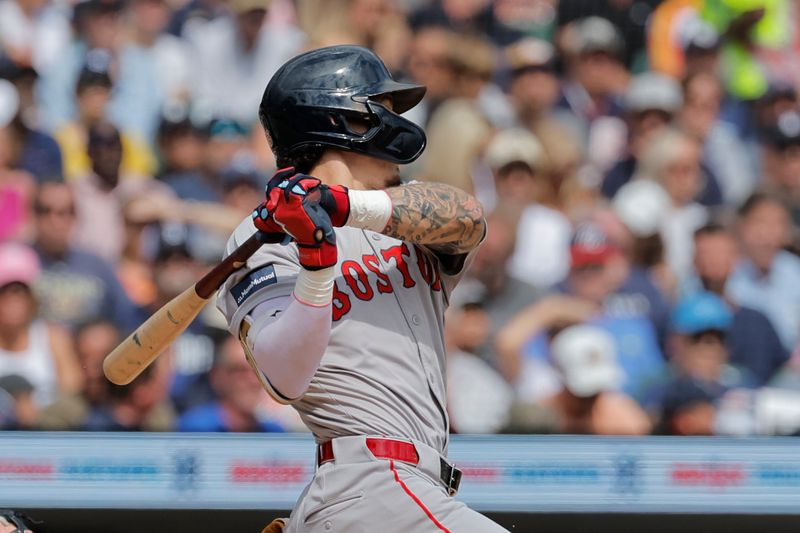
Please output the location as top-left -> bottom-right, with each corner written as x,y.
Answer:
251,308 -> 331,401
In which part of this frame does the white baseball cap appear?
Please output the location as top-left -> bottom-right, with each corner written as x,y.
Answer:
551,324 -> 623,397
0,79 -> 19,129
625,72 -> 683,114
612,179 -> 671,237
484,128 -> 543,171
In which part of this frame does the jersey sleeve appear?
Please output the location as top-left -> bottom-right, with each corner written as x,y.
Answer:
216,217 -> 300,336
421,246 -> 479,303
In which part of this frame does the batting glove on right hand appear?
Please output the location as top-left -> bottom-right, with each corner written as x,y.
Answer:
253,168 -> 338,270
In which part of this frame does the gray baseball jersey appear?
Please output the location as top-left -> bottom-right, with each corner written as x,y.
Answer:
217,217 -> 469,454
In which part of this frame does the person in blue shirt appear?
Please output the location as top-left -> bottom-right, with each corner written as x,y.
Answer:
643,291 -> 757,422
178,336 -> 285,433
669,291 -> 757,390
727,193 -> 800,352
496,222 -> 668,407
685,222 -> 788,385
31,181 -> 143,333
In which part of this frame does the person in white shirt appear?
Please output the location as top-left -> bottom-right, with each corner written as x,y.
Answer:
185,0 -> 304,127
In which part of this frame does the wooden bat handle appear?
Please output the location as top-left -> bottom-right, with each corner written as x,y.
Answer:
195,233 -> 265,297
103,232 -> 280,385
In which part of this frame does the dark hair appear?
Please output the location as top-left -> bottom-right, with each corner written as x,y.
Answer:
738,191 -> 787,219
630,233 -> 664,269
106,363 -> 155,401
75,318 -> 119,344
275,145 -> 326,174
693,222 -> 730,240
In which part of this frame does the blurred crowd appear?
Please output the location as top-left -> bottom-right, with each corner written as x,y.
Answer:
3,0 -> 800,437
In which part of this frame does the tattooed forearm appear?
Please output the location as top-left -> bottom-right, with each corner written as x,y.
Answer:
383,182 -> 485,254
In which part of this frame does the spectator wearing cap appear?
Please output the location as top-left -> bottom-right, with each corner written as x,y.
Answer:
146,221 -> 222,413
178,335 -> 285,432
683,223 -> 787,385
557,1 -> 659,69
556,17 -> 628,169
496,222 -> 668,406
760,111 -> 800,221
483,128 -> 572,289
0,374 -> 39,429
538,324 -> 651,435
668,291 -> 756,390
602,72 -> 685,199
219,153 -> 266,215
185,0 -> 304,128
55,50 -> 156,182
657,376 -> 724,436
0,243 -> 83,408
727,193 -> 800,352
681,17 -> 722,78
158,113 -> 216,202
505,38 -> 584,192
38,0 -> 165,141
563,221 -> 670,340
679,71 -> 756,206
205,118 -> 253,179
506,38 -> 559,127
647,6 -> 721,79
611,178 -> 674,299
31,180 -> 142,331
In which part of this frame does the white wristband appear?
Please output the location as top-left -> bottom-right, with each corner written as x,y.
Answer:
293,267 -> 334,307
346,189 -> 392,232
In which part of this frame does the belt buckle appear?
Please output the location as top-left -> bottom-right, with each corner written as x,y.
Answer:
440,458 -> 462,496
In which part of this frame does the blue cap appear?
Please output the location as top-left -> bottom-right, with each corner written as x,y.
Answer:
671,291 -> 733,335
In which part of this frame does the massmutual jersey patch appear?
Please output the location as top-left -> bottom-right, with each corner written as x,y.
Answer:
231,263 -> 278,306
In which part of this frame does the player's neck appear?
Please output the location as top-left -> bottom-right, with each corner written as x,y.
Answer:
311,153 -> 358,188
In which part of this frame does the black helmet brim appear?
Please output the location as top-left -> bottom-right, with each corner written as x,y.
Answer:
362,80 -> 426,115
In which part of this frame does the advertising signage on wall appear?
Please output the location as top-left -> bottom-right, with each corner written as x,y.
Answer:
2,433 -> 800,514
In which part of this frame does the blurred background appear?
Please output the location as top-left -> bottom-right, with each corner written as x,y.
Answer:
5,0 -> 800,529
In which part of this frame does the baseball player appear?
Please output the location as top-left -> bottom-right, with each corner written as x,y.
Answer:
217,45 -> 509,532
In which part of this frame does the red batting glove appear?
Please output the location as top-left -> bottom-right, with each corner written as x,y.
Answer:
253,169 -> 338,270
317,183 -> 350,227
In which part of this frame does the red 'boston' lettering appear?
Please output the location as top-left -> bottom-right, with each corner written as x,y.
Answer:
381,244 -> 415,288
414,246 -> 442,292
431,260 -> 442,291
342,260 -> 374,301
331,280 -> 351,321
362,254 -> 393,294
415,246 -> 433,285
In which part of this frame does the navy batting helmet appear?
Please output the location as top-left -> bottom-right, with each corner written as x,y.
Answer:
259,45 -> 427,166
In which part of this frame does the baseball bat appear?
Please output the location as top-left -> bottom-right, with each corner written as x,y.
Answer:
103,232 -> 278,385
